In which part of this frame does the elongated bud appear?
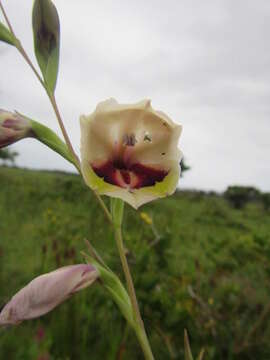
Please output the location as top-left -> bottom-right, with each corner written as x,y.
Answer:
32,0 -> 60,93
0,110 -> 75,166
0,264 -> 99,326
0,110 -> 32,148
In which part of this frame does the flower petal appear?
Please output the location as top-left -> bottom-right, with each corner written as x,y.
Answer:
0,264 -> 99,326
81,156 -> 182,209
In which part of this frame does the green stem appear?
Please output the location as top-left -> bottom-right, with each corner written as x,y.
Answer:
135,327 -> 155,360
114,227 -> 142,327
93,192 -> 112,224
0,1 -> 112,225
47,93 -> 80,168
0,1 -> 15,37
112,200 -> 154,360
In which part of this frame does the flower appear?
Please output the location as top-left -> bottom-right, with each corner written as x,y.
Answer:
0,110 -> 33,148
0,264 -> 99,326
80,99 -> 182,208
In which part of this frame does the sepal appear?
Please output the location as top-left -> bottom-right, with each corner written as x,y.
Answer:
83,253 -> 135,328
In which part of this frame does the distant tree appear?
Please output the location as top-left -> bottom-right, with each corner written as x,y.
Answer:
224,186 -> 260,209
180,157 -> 190,177
261,193 -> 270,211
0,148 -> 19,165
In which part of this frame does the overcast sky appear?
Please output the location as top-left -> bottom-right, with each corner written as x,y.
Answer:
1,0 -> 270,192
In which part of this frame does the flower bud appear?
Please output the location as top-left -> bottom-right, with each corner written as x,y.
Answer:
0,264 -> 99,326
0,110 -> 75,166
32,0 -> 60,92
0,110 -> 32,148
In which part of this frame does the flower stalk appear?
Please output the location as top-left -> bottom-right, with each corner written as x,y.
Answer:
112,199 -> 154,360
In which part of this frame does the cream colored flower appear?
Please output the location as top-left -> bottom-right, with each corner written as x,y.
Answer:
80,99 -> 182,209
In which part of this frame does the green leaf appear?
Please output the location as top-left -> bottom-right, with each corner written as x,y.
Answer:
13,111 -> 75,166
32,0 -> 60,93
184,329 -> 194,360
83,253 -> 135,328
29,118 -> 76,166
0,21 -> 16,45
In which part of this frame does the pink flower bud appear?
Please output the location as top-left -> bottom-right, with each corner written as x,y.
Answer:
0,264 -> 99,326
0,110 -> 32,148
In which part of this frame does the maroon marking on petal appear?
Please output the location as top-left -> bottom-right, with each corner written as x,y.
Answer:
92,161 -> 116,185
120,170 -> 131,185
130,163 -> 168,188
113,158 -> 126,169
91,160 -> 168,189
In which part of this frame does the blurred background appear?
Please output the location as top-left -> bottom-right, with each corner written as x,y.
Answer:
1,0 -> 270,359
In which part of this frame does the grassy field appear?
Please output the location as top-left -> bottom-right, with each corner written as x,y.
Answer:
0,166 -> 270,359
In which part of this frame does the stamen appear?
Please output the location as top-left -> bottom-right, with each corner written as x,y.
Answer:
143,132 -> 152,142
123,133 -> 137,146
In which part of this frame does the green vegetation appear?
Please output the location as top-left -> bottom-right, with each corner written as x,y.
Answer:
0,149 -> 18,165
0,166 -> 270,359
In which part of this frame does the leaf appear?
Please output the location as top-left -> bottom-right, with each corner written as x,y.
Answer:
184,329 -> 194,360
29,118 -> 76,166
0,21 -> 15,45
32,0 -> 60,93
13,112 -> 75,166
82,252 -> 135,328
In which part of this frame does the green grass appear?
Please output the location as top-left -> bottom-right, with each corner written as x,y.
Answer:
0,166 -> 270,359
